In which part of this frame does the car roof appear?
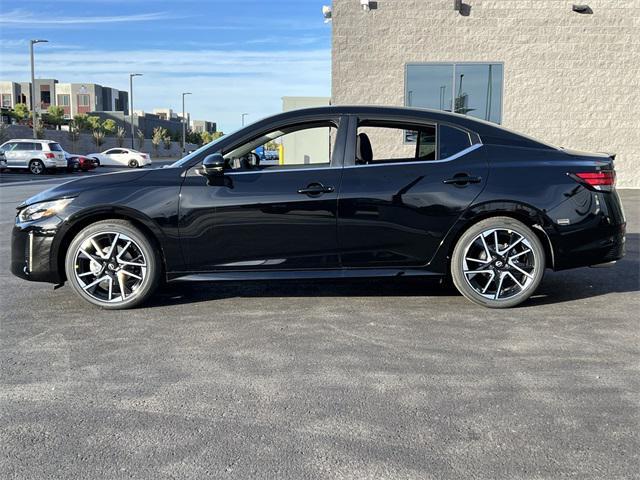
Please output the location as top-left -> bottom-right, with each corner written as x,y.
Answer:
254,105 -> 556,150
6,139 -> 58,143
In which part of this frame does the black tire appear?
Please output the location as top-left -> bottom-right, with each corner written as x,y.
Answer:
29,159 -> 45,175
65,219 -> 161,309
128,159 -> 139,168
91,157 -> 100,167
451,217 -> 545,308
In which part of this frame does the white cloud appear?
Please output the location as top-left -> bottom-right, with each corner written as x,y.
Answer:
0,9 -> 174,26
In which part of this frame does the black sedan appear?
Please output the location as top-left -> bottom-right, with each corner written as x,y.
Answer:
10,106 -> 625,309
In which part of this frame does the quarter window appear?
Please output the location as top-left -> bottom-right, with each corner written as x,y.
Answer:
406,63 -> 503,124
439,125 -> 472,159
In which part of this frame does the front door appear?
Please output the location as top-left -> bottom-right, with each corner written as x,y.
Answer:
337,117 -> 488,268
178,118 -> 346,272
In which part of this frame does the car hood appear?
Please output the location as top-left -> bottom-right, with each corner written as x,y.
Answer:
19,169 -> 151,208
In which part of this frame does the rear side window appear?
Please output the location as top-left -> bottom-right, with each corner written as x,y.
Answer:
356,121 -> 437,165
438,125 -> 472,159
33,143 -> 42,151
48,143 -> 63,152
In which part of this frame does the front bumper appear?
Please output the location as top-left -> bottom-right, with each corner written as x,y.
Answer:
11,220 -> 63,284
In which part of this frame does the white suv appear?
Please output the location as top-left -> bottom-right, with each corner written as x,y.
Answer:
0,139 -> 67,174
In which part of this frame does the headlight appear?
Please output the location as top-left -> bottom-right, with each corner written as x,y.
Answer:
18,198 -> 74,222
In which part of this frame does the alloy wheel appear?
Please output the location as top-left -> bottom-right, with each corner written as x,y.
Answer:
72,231 -> 147,303
30,161 -> 44,175
462,228 -> 537,301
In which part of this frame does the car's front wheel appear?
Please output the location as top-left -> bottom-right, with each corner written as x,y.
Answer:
65,219 -> 161,309
450,217 -> 545,308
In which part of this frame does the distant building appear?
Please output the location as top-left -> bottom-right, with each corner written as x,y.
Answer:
191,120 -> 216,134
281,97 -> 331,164
0,78 -> 128,119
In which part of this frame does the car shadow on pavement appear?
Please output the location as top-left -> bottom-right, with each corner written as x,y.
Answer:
146,234 -> 639,309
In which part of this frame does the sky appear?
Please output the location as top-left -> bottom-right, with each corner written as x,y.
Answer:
0,0 -> 332,132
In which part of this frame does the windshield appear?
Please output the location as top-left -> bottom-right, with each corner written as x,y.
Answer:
170,134 -> 229,168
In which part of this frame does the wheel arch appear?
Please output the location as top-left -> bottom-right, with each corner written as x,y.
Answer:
433,201 -> 557,274
53,206 -> 167,282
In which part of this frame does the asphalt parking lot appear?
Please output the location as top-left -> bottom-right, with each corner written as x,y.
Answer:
1,171 -> 638,479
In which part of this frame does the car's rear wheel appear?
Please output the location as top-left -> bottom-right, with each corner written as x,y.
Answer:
65,220 -> 161,309
29,159 -> 45,175
451,217 -> 545,308
128,159 -> 139,168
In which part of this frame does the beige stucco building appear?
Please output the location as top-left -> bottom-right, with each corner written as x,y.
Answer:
331,0 -> 640,187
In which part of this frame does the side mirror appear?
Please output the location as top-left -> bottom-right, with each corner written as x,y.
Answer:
199,153 -> 225,177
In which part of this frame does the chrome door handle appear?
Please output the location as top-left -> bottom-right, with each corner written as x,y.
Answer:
443,174 -> 482,186
297,183 -> 335,195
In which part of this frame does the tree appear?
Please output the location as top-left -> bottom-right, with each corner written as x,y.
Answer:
136,129 -> 145,151
115,126 -> 125,147
0,123 -> 8,144
74,114 -> 90,131
87,116 -> 102,132
68,121 -> 80,152
13,103 -> 30,123
102,119 -> 117,135
92,129 -> 105,148
151,127 -> 167,156
47,105 -> 65,130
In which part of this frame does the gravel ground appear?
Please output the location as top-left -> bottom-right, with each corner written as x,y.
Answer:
1,177 -> 638,480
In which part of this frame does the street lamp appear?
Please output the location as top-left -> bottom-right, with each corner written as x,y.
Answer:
129,73 -> 143,148
30,39 -> 48,140
182,92 -> 192,153
241,113 -> 249,127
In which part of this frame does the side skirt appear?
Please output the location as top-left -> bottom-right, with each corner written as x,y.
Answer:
168,268 -> 443,283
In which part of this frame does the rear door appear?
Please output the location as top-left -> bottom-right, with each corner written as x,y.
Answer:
337,115 -> 488,268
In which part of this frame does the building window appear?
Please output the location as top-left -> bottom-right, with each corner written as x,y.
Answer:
77,94 -> 90,107
406,63 -> 503,124
40,85 -> 51,108
1,94 -> 11,108
57,94 -> 70,106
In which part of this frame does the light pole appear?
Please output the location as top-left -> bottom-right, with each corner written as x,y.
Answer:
30,39 -> 48,139
182,92 -> 192,153
241,113 -> 249,127
129,73 -> 142,148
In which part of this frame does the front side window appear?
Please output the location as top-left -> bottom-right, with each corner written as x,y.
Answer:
223,122 -> 338,171
406,63 -> 503,124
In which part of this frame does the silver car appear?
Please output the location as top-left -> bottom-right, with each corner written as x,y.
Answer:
0,139 -> 67,174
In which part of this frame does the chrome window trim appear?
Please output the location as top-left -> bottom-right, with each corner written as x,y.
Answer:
225,165 -> 341,176
343,143 -> 483,170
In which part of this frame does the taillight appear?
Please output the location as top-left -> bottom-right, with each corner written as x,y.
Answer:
570,171 -> 616,191
45,152 -> 55,159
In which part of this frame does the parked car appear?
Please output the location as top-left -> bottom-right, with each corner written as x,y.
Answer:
10,106 -> 625,309
87,148 -> 151,168
0,139 -> 67,174
64,151 -> 99,172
